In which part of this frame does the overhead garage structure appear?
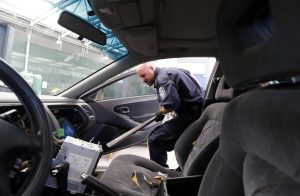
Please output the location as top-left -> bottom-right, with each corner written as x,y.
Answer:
0,0 -> 128,95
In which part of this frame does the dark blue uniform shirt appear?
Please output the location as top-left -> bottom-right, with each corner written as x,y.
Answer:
153,67 -> 204,116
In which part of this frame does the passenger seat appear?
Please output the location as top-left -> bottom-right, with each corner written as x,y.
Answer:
94,76 -> 232,195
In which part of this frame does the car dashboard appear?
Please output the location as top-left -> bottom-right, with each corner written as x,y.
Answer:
0,92 -> 99,194
0,93 -> 96,139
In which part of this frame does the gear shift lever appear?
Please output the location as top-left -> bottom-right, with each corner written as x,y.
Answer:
51,162 -> 70,195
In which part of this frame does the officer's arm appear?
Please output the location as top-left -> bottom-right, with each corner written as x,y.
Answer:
158,81 -> 180,113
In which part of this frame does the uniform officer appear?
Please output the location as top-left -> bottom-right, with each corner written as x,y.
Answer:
136,62 -> 204,167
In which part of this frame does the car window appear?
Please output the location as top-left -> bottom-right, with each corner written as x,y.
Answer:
95,74 -> 156,101
154,57 -> 216,93
95,57 -> 216,101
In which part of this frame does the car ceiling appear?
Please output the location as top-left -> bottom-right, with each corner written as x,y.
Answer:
89,0 -> 221,58
61,0 -> 221,98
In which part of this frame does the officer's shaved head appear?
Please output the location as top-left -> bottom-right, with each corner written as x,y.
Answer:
136,62 -> 156,86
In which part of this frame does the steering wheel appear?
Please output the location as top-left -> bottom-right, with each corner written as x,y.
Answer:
0,58 -> 52,196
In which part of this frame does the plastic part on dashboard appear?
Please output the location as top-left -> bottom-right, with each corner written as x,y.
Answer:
81,104 -> 96,120
48,104 -> 96,133
51,162 -> 70,196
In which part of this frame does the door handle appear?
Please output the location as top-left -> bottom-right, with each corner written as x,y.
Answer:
119,106 -> 130,114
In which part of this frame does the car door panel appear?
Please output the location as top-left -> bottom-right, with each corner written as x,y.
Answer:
93,94 -> 158,126
113,98 -> 158,123
84,94 -> 159,154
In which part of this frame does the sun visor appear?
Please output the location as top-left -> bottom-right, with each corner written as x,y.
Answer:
89,0 -> 154,29
123,26 -> 157,57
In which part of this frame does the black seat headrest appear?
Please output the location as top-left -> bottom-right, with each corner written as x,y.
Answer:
217,0 -> 300,89
215,76 -> 234,101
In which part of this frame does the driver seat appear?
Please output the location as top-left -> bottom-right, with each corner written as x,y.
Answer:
95,76 -> 232,195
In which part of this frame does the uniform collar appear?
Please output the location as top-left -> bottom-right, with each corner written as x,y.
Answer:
154,67 -> 161,88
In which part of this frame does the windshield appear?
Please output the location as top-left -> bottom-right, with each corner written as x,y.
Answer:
0,0 -> 127,95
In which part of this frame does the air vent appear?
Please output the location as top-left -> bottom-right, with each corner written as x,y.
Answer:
81,105 -> 95,120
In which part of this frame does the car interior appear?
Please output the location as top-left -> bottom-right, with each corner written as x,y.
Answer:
0,0 -> 300,196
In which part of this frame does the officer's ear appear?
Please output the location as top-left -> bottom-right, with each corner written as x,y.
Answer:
150,64 -> 156,71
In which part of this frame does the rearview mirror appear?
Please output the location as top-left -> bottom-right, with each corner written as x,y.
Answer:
58,11 -> 106,45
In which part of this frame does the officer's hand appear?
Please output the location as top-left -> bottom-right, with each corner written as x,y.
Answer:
154,111 -> 165,122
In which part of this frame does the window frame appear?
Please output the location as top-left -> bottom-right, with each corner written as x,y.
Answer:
81,57 -> 217,101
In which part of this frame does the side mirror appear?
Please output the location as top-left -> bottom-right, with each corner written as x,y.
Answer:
58,11 -> 106,45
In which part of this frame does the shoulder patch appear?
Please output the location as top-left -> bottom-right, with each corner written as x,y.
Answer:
159,86 -> 166,100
